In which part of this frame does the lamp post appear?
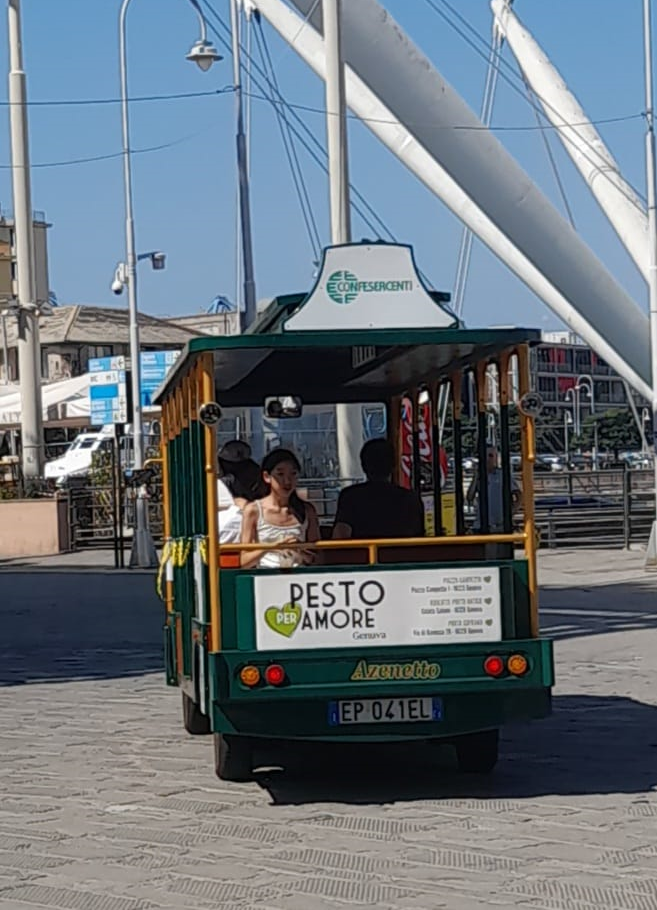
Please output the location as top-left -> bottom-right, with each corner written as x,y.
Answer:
642,407 -> 651,456
563,408 -> 572,463
643,0 -> 657,568
118,0 -> 220,567
575,373 -> 596,467
8,0 -> 43,481
564,387 -> 580,439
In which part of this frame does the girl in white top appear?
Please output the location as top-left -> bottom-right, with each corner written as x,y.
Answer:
240,448 -> 320,569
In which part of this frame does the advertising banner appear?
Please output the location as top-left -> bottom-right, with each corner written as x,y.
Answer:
253,567 -> 501,651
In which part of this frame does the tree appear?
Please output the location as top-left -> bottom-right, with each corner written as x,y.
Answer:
573,408 -> 640,458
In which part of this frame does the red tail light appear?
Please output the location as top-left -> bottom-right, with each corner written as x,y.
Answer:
483,655 -> 505,678
264,664 -> 286,686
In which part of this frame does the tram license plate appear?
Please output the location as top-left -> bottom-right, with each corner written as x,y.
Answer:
328,697 -> 442,725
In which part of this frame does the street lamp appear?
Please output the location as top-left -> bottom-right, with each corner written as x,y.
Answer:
642,407 -> 651,457
563,409 -> 572,462
118,0 -> 221,568
564,387 -> 580,438
575,374 -> 596,467
111,251 -> 166,295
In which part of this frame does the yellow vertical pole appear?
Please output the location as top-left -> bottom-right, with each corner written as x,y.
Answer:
201,353 -> 221,652
161,397 -> 174,616
517,345 -> 538,635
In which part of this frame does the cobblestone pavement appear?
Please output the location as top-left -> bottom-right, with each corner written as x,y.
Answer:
0,549 -> 655,910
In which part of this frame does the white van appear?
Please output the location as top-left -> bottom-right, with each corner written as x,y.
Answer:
44,426 -> 115,485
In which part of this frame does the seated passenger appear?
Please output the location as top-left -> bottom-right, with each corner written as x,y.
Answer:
217,439 -> 253,513
467,446 -> 521,533
240,448 -> 320,568
332,438 -> 425,540
218,459 -> 264,544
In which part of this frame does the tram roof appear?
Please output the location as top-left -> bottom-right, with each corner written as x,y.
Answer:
154,314 -> 541,406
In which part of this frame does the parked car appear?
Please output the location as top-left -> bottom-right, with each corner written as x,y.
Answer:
536,454 -> 566,472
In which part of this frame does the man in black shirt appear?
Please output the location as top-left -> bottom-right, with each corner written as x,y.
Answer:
332,438 -> 425,540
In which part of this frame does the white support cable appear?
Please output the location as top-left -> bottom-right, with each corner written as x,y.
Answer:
252,16 -> 323,260
438,16 -> 504,441
201,0 -> 400,247
522,77 -> 577,230
425,0 -> 648,213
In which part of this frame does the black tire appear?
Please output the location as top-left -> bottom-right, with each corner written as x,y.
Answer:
455,729 -> 499,774
214,733 -> 253,782
182,692 -> 211,736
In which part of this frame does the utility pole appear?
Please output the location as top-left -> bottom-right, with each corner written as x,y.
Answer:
8,0 -> 43,481
643,0 -> 657,568
323,0 -> 361,480
230,0 -> 257,331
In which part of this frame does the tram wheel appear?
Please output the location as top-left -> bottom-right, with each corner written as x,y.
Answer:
454,729 -> 499,774
214,733 -> 253,782
182,692 -> 211,735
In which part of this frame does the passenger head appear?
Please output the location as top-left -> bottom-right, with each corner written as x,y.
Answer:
360,438 -> 394,482
218,438 -> 252,476
486,446 -> 499,474
261,448 -> 305,520
221,458 -> 264,502
262,448 -> 301,495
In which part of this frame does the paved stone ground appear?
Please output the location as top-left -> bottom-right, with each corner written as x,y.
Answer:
0,549 -> 655,909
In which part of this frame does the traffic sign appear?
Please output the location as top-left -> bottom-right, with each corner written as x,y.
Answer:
89,356 -> 128,426
140,350 -> 180,407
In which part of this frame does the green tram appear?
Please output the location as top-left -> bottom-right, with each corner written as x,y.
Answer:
155,242 -> 554,781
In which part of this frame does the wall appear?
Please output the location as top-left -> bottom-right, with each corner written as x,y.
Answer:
0,497 -> 69,558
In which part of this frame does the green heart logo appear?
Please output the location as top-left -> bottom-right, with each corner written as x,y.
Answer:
485,619 -> 493,626
484,597 -> 492,605
265,602 -> 301,638
483,576 -> 492,583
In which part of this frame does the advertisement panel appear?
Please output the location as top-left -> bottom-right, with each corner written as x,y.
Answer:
253,567 -> 501,651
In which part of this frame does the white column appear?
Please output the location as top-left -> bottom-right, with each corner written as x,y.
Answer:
8,0 -> 43,480
323,0 -> 361,480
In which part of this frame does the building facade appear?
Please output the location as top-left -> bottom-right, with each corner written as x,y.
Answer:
0,211 -> 51,382
2,304 -> 201,382
531,330 -> 637,417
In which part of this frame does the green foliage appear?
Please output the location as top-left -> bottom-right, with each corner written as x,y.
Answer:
572,408 -> 641,457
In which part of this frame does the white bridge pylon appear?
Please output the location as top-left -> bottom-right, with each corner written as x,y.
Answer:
254,0 -> 652,400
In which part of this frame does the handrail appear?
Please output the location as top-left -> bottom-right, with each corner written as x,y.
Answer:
218,532 -> 525,566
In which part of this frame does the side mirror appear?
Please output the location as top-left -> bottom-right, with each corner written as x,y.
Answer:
265,396 -> 303,419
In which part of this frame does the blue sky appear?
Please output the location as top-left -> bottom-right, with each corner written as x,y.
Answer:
0,0 -> 649,330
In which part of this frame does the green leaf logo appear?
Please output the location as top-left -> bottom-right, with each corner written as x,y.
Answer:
483,575 -> 492,583
485,619 -> 493,626
264,602 -> 302,638
484,597 -> 492,605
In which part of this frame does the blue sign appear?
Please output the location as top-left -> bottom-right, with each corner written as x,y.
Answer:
89,356 -> 128,426
140,350 -> 180,408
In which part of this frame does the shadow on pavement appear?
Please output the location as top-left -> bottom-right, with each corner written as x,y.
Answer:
539,578 -> 657,640
256,693 -> 657,804
0,571 -> 163,685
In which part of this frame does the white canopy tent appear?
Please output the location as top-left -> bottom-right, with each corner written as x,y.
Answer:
0,374 -> 90,426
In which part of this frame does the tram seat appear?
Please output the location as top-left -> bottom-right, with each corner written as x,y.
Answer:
378,544 -> 487,563
321,542 -> 488,566
219,552 -> 240,568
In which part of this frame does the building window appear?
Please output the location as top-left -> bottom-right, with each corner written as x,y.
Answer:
537,376 -> 557,401
574,349 -> 591,373
610,380 -> 626,404
88,345 -> 113,359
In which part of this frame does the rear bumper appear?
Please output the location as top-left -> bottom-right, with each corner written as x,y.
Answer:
209,638 -> 554,742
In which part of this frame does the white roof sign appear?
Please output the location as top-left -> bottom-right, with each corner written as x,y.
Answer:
284,243 -> 456,332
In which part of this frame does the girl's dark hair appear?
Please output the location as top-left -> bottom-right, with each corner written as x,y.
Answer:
261,447 -> 306,523
262,447 -> 301,474
220,458 -> 264,502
